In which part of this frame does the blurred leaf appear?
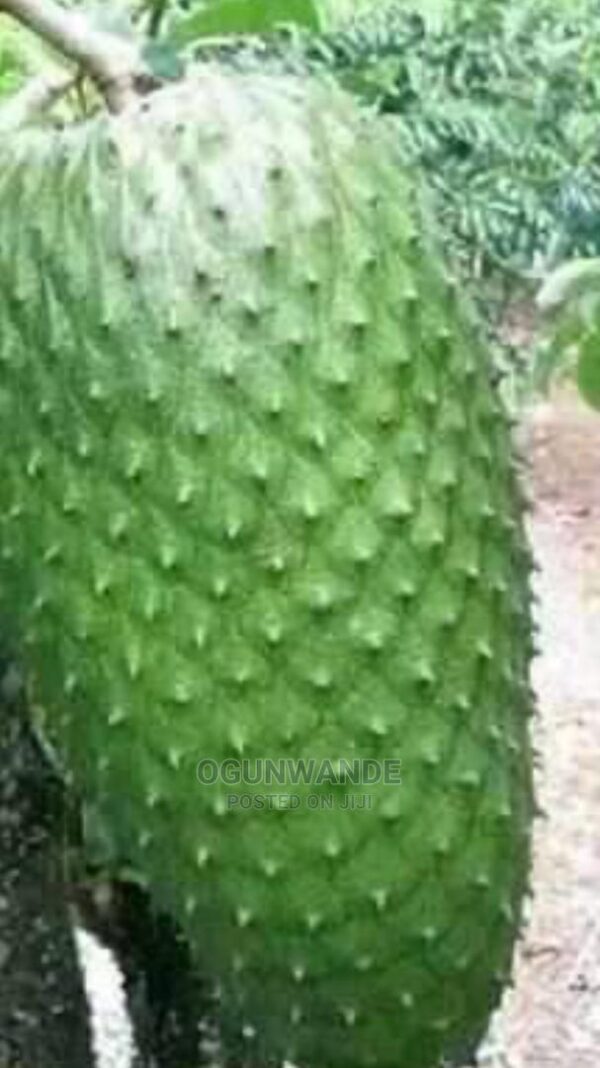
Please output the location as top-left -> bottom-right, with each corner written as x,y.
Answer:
0,15 -> 73,100
142,38 -> 185,78
537,258 -> 600,317
577,332 -> 600,408
83,2 -> 137,38
321,0 -> 449,33
169,0 -> 321,43
534,258 -> 600,403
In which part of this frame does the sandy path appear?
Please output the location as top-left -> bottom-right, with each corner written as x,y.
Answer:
487,385 -> 600,1067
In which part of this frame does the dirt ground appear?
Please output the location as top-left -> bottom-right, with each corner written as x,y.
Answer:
481,384 -> 600,1067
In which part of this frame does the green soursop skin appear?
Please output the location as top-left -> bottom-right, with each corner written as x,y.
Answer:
0,69 -> 533,1068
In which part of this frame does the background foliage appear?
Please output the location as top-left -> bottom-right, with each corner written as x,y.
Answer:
2,0 -> 600,397
3,0 -> 600,286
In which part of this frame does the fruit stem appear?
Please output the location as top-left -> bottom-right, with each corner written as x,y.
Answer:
0,0 -> 146,112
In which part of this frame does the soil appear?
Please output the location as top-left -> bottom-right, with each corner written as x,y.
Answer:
481,383 -> 600,1068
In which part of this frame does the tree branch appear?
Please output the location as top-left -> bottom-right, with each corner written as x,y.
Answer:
0,0 -> 147,112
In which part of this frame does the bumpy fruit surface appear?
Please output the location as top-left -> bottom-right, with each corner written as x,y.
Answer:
0,68 -> 534,1068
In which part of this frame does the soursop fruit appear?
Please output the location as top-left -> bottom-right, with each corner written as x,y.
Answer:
0,67 -> 534,1068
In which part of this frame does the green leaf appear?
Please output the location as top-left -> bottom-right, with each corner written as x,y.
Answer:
168,0 -> 321,44
577,333 -> 600,409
